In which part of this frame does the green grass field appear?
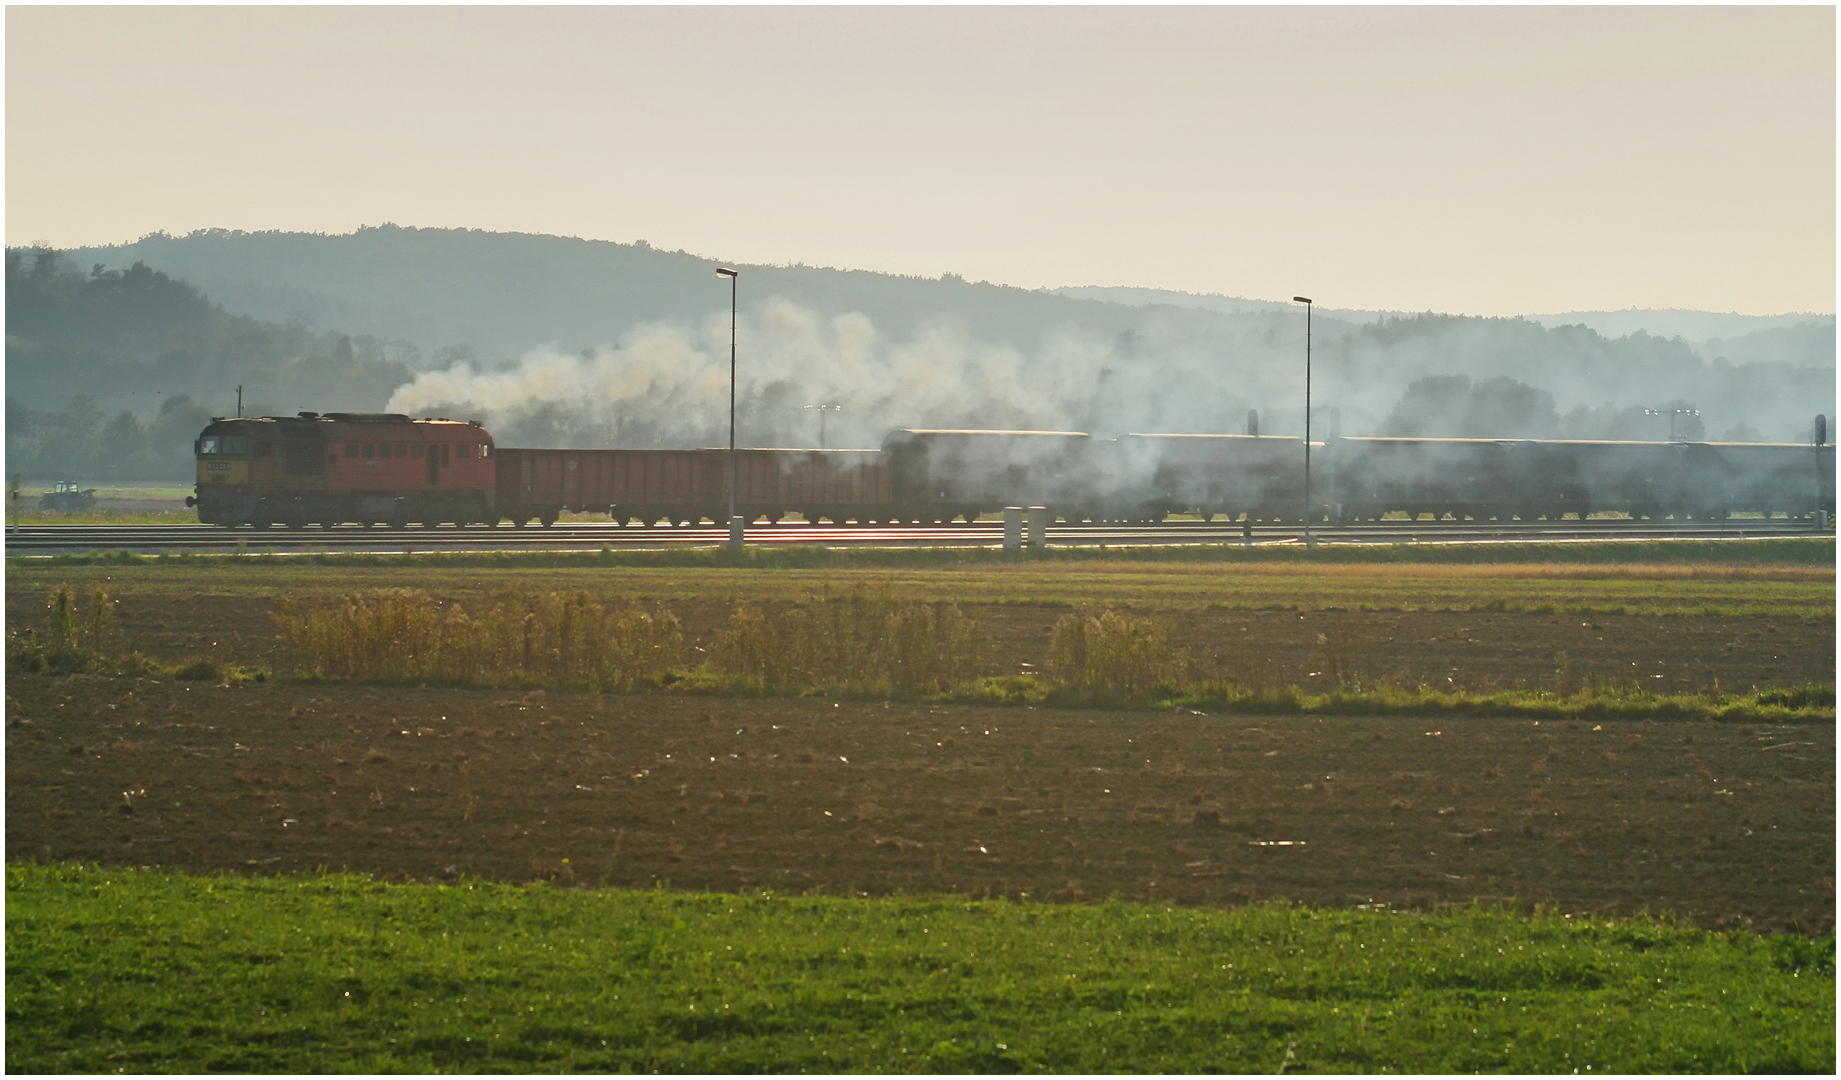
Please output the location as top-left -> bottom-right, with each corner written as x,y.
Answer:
6,864 -> 1830,1074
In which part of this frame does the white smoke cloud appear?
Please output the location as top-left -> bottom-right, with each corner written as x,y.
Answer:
385,299 -> 1238,449
387,298 -> 1834,451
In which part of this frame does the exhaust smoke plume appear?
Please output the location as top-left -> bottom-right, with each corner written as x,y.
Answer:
386,299 -> 1268,450
386,300 -> 1835,451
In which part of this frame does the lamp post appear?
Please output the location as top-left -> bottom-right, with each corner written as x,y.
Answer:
1294,296 -> 1314,546
804,403 -> 842,448
1644,407 -> 1700,442
717,267 -> 740,547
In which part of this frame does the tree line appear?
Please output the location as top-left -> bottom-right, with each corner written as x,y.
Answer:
5,248 -> 418,481
1378,374 -> 1757,442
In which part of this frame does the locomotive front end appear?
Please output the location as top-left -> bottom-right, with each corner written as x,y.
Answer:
188,420 -> 261,526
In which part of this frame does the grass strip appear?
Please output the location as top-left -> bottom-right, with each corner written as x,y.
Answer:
8,510 -> 198,526
11,535 -> 1836,570
7,864 -> 1832,1074
945,679 -> 1836,725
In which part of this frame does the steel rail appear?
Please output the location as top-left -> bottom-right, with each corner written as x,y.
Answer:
5,517 -> 1830,556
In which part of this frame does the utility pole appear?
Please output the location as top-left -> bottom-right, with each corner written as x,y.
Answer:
1294,297 -> 1314,546
716,267 -> 740,550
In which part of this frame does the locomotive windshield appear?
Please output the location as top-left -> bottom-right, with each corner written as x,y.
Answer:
196,436 -> 248,455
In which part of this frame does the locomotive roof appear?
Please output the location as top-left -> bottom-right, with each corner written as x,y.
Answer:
691,446 -> 883,453
204,413 -> 485,429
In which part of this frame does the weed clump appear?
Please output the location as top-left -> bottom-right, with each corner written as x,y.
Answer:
1047,609 -> 1177,700
1755,684 -> 1836,709
7,585 -> 117,674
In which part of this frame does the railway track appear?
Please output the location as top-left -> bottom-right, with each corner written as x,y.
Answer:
5,517 -> 1829,556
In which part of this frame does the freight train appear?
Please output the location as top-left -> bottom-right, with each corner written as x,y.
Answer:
190,412 -> 1835,528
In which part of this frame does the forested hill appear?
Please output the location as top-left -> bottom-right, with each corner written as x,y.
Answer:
69,226 -> 1836,373
66,226 -> 1239,366
5,248 -> 414,480
14,227 -> 1835,477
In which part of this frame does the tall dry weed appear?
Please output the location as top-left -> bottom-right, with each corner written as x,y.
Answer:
272,589 -> 682,688
1310,616 -> 1367,690
712,588 -> 986,694
1048,609 -> 1177,698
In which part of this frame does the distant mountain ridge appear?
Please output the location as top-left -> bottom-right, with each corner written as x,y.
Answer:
68,226 -> 1835,366
69,226 -> 1231,368
1054,286 -> 1832,347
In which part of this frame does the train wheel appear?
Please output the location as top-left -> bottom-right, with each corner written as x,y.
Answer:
540,515 -> 557,528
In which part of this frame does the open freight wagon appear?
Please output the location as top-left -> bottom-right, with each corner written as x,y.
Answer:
493,447 -> 891,526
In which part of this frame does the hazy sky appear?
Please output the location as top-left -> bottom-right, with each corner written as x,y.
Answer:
6,6 -> 1834,316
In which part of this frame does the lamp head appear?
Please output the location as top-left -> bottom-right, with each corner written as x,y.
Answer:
1293,296 -> 1312,304
716,267 -> 738,278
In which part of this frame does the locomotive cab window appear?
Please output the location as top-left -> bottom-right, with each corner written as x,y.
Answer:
479,444 -> 491,458
220,436 -> 248,455
196,436 -> 221,454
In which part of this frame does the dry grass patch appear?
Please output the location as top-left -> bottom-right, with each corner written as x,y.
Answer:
272,589 -> 682,689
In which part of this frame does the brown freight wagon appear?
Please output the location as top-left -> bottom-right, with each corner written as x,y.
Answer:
494,447 -> 890,526
494,447 -> 705,526
700,448 -> 893,525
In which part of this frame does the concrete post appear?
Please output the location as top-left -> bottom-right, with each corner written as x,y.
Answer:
1003,507 -> 1023,550
1027,506 -> 1049,550
727,515 -> 745,552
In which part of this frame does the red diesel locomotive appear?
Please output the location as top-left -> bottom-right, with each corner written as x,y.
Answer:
189,412 -> 497,528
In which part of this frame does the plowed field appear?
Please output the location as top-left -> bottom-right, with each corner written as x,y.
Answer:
8,673 -> 1831,934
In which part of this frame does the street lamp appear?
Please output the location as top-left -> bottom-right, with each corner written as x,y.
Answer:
1643,407 -> 1699,442
804,403 -> 842,448
1294,296 -> 1314,546
717,267 -> 740,547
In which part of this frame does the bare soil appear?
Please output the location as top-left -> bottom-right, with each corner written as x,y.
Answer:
7,674 -> 1832,933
